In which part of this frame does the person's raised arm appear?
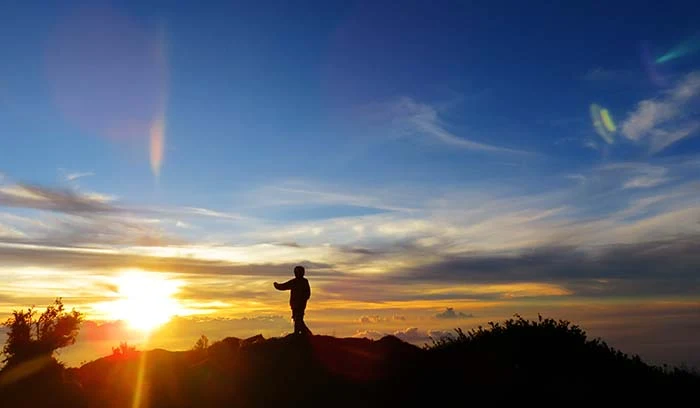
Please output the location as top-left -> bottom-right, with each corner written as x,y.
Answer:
274,278 -> 294,291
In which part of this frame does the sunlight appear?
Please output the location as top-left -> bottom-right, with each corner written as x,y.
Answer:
108,270 -> 183,332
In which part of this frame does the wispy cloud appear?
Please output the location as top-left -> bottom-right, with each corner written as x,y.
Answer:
584,139 -> 600,151
0,243 -> 336,278
582,67 -> 630,82
598,163 -> 671,190
0,222 -> 24,238
0,183 -> 116,213
565,174 -> 587,184
358,315 -> 385,324
394,235 -> 700,297
175,220 -> 191,229
621,71 -> 700,152
623,175 -> 669,189
375,97 -> 528,154
0,181 -> 183,247
246,180 -> 417,215
178,207 -> 247,221
61,170 -> 95,182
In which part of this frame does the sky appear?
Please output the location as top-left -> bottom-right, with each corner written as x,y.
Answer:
1,0 -> 700,368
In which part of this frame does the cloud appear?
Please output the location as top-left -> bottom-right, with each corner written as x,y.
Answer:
396,234 -> 700,297
621,71 -> 700,152
590,162 -> 680,195
245,181 -> 416,215
0,179 -> 255,247
175,220 -> 191,229
355,314 -> 404,324
1,158 -> 699,304
623,175 -> 669,189
647,123 -> 700,153
61,171 -> 95,182
392,327 -> 425,343
0,243 -> 336,279
0,222 -> 24,238
0,183 -> 172,246
435,307 -> 472,319
359,315 -> 384,324
584,139 -> 599,150
352,330 -> 384,340
374,97 -> 527,154
392,327 -> 459,344
177,207 -> 247,221
610,164 -> 670,190
0,183 -> 116,213
582,67 -> 627,82
427,329 -> 455,340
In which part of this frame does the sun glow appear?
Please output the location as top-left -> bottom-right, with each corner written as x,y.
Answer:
109,271 -> 183,332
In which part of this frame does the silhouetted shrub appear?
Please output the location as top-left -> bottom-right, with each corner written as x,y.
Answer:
422,313 -> 700,397
428,313 -> 589,349
111,341 -> 137,358
1,298 -> 83,368
193,335 -> 209,352
0,299 -> 86,408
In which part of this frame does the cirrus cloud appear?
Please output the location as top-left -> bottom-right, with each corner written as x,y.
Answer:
621,71 -> 700,153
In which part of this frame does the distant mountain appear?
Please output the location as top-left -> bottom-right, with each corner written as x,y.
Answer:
2,315 -> 698,407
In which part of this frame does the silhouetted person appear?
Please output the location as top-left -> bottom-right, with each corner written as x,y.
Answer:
274,265 -> 312,336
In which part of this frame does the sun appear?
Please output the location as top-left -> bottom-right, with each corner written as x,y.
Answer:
109,271 -> 182,332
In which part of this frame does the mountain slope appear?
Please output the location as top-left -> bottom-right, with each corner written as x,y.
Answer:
3,315 -> 698,407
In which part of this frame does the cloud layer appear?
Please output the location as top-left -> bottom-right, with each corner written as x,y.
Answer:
1,153 -> 700,369
621,71 -> 700,152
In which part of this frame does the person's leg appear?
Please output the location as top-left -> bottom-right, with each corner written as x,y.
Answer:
296,309 -> 311,335
292,310 -> 303,335
300,318 -> 312,335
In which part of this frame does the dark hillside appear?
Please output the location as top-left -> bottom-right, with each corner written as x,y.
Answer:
2,315 -> 697,407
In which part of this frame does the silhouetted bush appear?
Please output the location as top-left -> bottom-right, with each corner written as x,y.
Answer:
422,313 -> 698,399
0,299 -> 86,408
193,335 -> 209,352
1,298 -> 83,368
111,341 -> 137,358
428,313 -> 593,349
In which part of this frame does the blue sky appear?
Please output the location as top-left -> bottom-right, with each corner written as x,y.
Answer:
3,0 -> 698,201
1,1 -> 700,367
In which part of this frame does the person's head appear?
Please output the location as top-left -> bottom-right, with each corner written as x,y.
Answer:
294,265 -> 305,278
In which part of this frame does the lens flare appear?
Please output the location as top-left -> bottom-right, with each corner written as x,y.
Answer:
600,109 -> 616,133
46,5 -> 168,179
150,114 -> 165,178
150,27 -> 168,178
589,104 -> 615,144
0,355 -> 53,386
132,345 -> 149,408
656,35 -> 700,64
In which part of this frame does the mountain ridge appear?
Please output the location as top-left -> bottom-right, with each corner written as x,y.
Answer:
3,315 -> 699,407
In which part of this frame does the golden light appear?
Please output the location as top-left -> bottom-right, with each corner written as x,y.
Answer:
108,271 -> 182,332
